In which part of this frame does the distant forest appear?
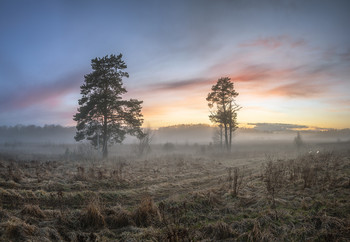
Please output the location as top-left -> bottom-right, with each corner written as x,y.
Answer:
0,124 -> 349,144
0,125 -> 76,144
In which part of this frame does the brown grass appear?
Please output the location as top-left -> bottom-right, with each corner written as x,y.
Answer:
4,217 -> 37,240
80,198 -> 105,228
105,205 -> 134,228
133,196 -> 161,227
21,204 -> 46,218
204,221 -> 237,240
0,146 -> 349,241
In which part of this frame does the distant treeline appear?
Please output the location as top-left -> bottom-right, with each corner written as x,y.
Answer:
0,124 -> 349,145
0,125 -> 76,144
156,124 -> 213,144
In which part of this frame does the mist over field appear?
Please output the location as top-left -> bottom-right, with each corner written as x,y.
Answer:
1,123 -> 350,241
1,124 -> 350,145
1,0 -> 350,241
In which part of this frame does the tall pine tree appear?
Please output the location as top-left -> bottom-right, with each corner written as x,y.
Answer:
207,77 -> 240,151
74,54 -> 143,158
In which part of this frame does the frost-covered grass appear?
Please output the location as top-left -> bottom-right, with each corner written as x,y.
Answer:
0,143 -> 349,241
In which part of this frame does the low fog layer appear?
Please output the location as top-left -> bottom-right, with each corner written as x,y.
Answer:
1,124 -> 350,145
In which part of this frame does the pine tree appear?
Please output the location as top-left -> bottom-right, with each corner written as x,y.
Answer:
207,77 -> 240,151
74,54 -> 143,158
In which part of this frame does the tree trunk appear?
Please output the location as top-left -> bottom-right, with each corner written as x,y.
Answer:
220,125 -> 223,149
224,123 -> 229,151
222,99 -> 229,152
102,115 -> 108,159
228,102 -> 232,152
102,141 -> 108,159
229,122 -> 232,152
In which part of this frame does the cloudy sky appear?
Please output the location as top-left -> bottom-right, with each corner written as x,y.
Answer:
1,0 -> 349,129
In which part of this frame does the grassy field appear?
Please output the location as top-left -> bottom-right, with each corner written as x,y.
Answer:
0,142 -> 349,241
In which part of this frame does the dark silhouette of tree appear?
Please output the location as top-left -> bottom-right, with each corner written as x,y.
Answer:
74,54 -> 143,158
136,127 -> 154,157
212,124 -> 223,148
294,131 -> 304,150
207,77 -> 240,151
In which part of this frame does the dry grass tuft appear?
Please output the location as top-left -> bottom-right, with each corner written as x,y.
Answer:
4,217 -> 37,240
80,198 -> 105,228
105,205 -> 134,228
7,163 -> 23,183
21,204 -> 46,218
204,221 -> 236,240
37,227 -> 62,241
0,208 -> 10,222
0,148 -> 348,241
76,166 -> 86,180
133,196 -> 161,227
75,232 -> 98,242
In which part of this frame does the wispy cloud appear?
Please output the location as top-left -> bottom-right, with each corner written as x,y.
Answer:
148,78 -> 212,91
0,72 -> 82,112
240,35 -> 307,49
132,60 -> 333,100
265,80 -> 329,98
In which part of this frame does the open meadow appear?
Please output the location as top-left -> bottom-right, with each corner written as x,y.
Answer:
0,141 -> 349,241
2,1 -> 350,241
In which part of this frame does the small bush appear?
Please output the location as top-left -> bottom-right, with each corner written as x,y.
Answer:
263,159 -> 285,209
301,163 -> 316,188
228,166 -> 245,197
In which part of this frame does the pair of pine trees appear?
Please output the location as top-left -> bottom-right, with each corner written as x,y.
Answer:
74,54 -> 239,158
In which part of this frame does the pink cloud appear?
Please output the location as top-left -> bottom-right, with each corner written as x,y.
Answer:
148,78 -> 212,91
129,61 -> 332,101
1,72 -> 83,111
265,81 -> 329,98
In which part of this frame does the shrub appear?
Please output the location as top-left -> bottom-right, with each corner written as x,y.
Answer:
228,166 -> 245,197
263,159 -> 285,210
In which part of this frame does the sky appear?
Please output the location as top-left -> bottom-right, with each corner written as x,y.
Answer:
0,0 -> 349,129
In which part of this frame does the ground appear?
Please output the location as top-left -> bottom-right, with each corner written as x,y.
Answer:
0,141 -> 349,241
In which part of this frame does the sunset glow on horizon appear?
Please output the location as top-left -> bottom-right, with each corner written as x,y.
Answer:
1,1 -> 349,130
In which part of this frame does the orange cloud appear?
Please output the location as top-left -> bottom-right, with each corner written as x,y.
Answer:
130,61 -> 333,105
126,41 -> 347,128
